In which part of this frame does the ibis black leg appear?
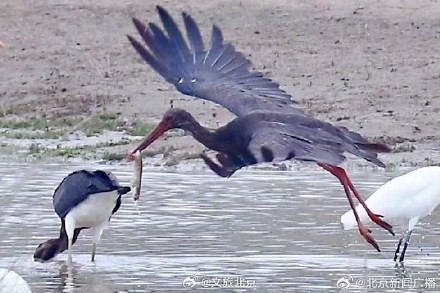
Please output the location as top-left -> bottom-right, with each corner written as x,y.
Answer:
394,237 -> 403,262
59,221 -> 83,254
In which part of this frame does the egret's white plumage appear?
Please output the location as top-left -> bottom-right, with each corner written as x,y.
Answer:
341,166 -> 440,262
0,268 -> 32,293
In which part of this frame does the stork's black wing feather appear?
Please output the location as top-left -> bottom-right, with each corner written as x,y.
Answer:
243,112 -> 389,167
248,121 -> 347,166
128,6 -> 300,117
53,170 -> 125,219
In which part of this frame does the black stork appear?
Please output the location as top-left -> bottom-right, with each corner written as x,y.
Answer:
33,170 -> 131,263
126,6 -> 394,251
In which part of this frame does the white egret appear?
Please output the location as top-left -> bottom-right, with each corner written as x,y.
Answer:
341,166 -> 440,262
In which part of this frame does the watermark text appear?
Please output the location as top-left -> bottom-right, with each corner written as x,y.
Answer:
183,275 -> 256,289
336,275 -> 437,289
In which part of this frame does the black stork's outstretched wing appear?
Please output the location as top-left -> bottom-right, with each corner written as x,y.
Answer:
230,112 -> 390,168
248,123 -> 389,168
127,6 -> 300,117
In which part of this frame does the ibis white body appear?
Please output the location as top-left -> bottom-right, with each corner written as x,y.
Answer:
34,170 -> 131,264
64,190 -> 121,263
341,166 -> 440,262
65,190 -> 120,231
0,268 -> 32,293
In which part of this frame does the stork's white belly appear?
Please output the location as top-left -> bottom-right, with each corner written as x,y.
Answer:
67,191 -> 119,228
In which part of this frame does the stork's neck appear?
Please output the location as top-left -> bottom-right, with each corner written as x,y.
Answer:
181,117 -> 219,152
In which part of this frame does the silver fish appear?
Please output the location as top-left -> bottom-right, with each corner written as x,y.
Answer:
131,150 -> 143,201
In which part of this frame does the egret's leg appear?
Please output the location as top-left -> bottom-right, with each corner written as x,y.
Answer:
399,230 -> 413,263
91,246 -> 96,262
91,221 -> 107,262
394,236 -> 404,262
394,261 -> 406,274
64,215 -> 76,265
317,162 -> 380,252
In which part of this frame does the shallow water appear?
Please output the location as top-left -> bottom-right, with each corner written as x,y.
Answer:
0,161 -> 439,292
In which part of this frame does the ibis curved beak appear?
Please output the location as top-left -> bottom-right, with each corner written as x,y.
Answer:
127,117 -> 173,161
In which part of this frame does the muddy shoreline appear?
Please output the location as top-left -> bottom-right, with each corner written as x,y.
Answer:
1,0 -> 439,169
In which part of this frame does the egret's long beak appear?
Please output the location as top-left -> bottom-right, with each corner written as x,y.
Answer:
127,117 -> 173,161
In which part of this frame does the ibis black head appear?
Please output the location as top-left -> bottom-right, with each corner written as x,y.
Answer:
33,238 -> 61,262
129,108 -> 195,157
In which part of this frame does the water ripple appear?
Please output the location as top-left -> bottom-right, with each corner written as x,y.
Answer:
0,162 -> 438,292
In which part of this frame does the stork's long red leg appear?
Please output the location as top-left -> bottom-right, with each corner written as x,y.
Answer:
318,163 -> 394,236
318,162 -> 381,252
318,163 -> 393,234
344,173 -> 394,236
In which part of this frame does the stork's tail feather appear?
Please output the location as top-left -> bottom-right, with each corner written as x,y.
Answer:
337,126 -> 392,152
356,143 -> 392,153
336,126 -> 391,168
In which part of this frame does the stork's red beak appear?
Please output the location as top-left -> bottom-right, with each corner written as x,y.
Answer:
127,117 -> 173,161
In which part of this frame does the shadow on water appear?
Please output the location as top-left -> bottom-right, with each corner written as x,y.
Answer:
0,161 -> 439,292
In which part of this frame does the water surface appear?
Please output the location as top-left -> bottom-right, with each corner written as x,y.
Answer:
0,161 -> 439,292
